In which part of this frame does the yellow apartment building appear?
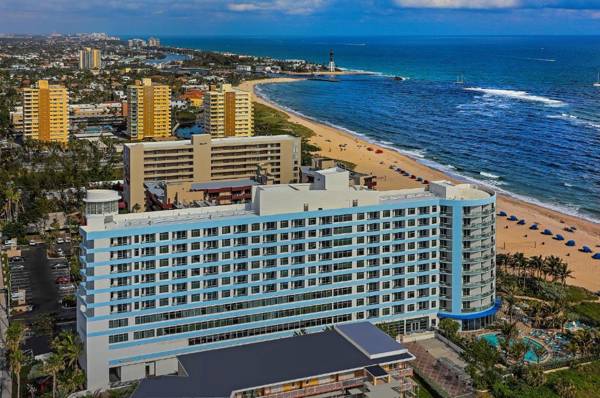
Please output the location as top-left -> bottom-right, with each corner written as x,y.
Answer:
22,80 -> 69,143
79,47 -> 101,70
203,84 -> 253,138
127,78 -> 171,141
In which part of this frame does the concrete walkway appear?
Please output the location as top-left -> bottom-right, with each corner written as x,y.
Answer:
405,340 -> 474,398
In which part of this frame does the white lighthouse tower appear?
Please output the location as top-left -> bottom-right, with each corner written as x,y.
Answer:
328,49 -> 336,72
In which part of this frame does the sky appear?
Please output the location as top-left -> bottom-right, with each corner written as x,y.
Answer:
1,0 -> 600,36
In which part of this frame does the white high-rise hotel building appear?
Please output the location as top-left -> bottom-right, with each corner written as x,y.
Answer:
77,169 -> 497,389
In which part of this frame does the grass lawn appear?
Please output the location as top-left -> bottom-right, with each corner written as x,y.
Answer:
515,361 -> 600,398
571,302 -> 600,327
254,101 -> 356,169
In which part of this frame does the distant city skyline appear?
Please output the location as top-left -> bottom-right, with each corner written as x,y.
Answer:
1,0 -> 599,36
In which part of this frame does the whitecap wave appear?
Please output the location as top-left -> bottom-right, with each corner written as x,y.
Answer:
465,87 -> 566,107
547,113 -> 600,130
480,171 -> 501,179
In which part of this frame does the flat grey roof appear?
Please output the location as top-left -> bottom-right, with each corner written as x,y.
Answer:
335,322 -> 408,359
190,179 -> 258,191
131,323 -> 413,398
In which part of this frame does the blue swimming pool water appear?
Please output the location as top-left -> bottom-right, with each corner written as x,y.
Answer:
480,333 -> 546,362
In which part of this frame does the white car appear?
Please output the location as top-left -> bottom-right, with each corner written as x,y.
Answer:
56,238 -> 65,244
29,240 -> 37,246
65,237 -> 71,243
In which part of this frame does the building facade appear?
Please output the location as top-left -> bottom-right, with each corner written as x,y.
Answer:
79,47 -> 101,70
127,78 -> 171,141
22,80 -> 69,143
203,84 -> 253,138
77,170 -> 497,390
123,134 -> 301,211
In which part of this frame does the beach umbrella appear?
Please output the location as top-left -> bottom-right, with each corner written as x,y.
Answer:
508,215 -> 518,221
593,253 -> 600,260
582,246 -> 592,253
542,229 -> 552,235
530,224 -> 539,230
566,240 -> 575,247
498,211 -> 507,217
517,220 -> 526,225
555,234 -> 565,241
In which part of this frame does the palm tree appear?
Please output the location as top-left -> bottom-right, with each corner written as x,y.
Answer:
504,292 -> 517,323
43,353 -> 64,398
497,321 -> 518,357
6,321 -> 26,353
528,255 -> 545,280
512,252 -> 527,287
52,331 -> 82,371
545,256 -> 564,283
9,348 -> 24,398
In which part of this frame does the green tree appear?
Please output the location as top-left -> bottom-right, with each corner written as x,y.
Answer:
43,353 -> 65,398
9,348 -> 25,398
438,318 -> 460,340
52,331 -> 82,371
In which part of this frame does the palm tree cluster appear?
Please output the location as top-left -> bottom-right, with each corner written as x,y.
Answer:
567,329 -> 600,358
5,324 -> 83,398
6,321 -> 26,398
0,138 -> 121,240
497,253 -> 573,288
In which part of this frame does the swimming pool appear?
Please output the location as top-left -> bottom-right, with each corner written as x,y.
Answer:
480,333 -> 547,363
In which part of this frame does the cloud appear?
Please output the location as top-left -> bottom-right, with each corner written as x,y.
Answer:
227,0 -> 329,15
392,0 -> 600,10
393,0 -> 520,8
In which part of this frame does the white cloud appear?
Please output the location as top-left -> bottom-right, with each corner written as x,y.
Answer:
393,0 -> 521,9
227,0 -> 329,15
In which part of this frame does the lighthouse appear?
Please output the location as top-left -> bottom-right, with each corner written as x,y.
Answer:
328,49 -> 336,72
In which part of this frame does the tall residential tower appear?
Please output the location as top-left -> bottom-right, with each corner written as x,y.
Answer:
203,84 -> 253,138
127,78 -> 171,141
22,80 -> 69,143
77,170 -> 497,389
79,47 -> 101,70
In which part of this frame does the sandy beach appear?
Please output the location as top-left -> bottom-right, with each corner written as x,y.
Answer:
240,77 -> 600,292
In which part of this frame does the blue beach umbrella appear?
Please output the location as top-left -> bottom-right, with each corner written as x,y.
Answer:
581,246 -> 592,253
566,240 -> 575,247
508,215 -> 518,221
542,229 -> 553,236
530,224 -> 539,230
517,220 -> 526,225
498,211 -> 507,217
593,253 -> 600,260
555,234 -> 565,241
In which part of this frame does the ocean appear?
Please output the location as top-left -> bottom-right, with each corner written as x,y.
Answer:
161,36 -> 600,222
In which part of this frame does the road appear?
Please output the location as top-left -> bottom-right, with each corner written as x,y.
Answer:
0,255 -> 12,398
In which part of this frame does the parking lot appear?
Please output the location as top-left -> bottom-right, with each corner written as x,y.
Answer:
9,242 -> 76,323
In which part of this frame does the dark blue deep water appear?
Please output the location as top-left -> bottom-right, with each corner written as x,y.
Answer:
162,36 -> 600,222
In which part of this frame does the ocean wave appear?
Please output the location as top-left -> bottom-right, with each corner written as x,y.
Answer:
480,171 -> 501,179
255,83 -> 600,224
465,87 -> 566,107
547,112 -> 600,130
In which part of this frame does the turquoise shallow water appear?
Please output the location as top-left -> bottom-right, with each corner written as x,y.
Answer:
161,36 -> 600,222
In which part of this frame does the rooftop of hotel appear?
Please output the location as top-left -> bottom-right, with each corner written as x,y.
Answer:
83,170 -> 493,232
124,133 -> 298,149
130,322 -> 413,398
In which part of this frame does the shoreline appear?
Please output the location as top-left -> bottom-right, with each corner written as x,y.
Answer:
240,77 -> 600,291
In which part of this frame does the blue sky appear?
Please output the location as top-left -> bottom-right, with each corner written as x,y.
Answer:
1,0 -> 600,36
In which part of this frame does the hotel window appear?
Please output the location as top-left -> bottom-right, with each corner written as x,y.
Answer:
109,333 -> 128,344
159,232 -> 169,241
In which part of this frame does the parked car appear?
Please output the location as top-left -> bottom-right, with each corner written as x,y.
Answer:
51,263 -> 69,270
65,236 -> 71,243
29,240 -> 38,246
56,238 -> 65,244
55,276 -> 70,284
9,256 -> 24,262
56,248 -> 65,257
9,263 -> 24,270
